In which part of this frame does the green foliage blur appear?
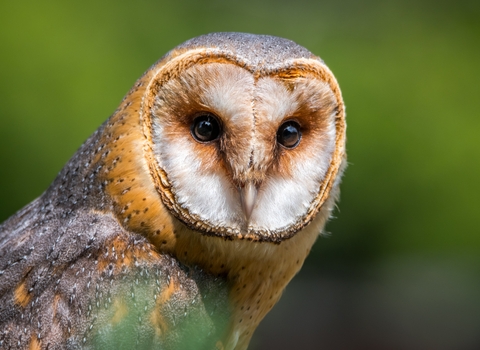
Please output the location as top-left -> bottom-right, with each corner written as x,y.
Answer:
1,0 -> 479,348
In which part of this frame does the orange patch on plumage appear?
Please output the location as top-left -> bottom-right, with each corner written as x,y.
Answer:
110,236 -> 134,269
14,279 -> 31,308
149,278 -> 178,336
158,277 -> 177,305
97,235 -> 162,274
111,298 -> 128,325
52,293 -> 61,318
96,253 -> 109,273
149,309 -> 168,337
29,335 -> 41,350
115,238 -> 132,268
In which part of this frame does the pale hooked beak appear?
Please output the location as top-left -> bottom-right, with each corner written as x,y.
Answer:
239,182 -> 258,221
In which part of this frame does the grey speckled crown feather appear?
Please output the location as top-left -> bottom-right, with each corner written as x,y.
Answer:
174,32 -> 319,67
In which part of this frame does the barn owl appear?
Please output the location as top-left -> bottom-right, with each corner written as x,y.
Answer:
0,32 -> 346,349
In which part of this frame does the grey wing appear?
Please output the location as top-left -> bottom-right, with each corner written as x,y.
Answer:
0,203 -> 229,350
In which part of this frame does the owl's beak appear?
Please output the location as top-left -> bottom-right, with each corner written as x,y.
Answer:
239,182 -> 258,221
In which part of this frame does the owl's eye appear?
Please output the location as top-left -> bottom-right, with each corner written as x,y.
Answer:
191,113 -> 221,142
277,121 -> 301,148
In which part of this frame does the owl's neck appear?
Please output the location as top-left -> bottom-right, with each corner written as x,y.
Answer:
169,211 -> 328,350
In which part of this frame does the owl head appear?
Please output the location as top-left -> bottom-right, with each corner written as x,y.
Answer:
135,33 -> 347,243
111,33 -> 346,244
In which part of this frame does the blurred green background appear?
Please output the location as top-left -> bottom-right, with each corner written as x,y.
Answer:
1,0 -> 479,348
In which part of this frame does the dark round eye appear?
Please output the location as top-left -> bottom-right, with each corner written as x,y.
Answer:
191,113 -> 221,142
277,121 -> 301,148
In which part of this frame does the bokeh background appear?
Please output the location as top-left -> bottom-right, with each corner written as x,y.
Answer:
1,1 -> 479,349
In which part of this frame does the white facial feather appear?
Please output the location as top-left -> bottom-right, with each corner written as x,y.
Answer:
249,77 -> 337,231
152,64 -> 253,229
161,138 -> 242,226
152,62 -> 337,235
